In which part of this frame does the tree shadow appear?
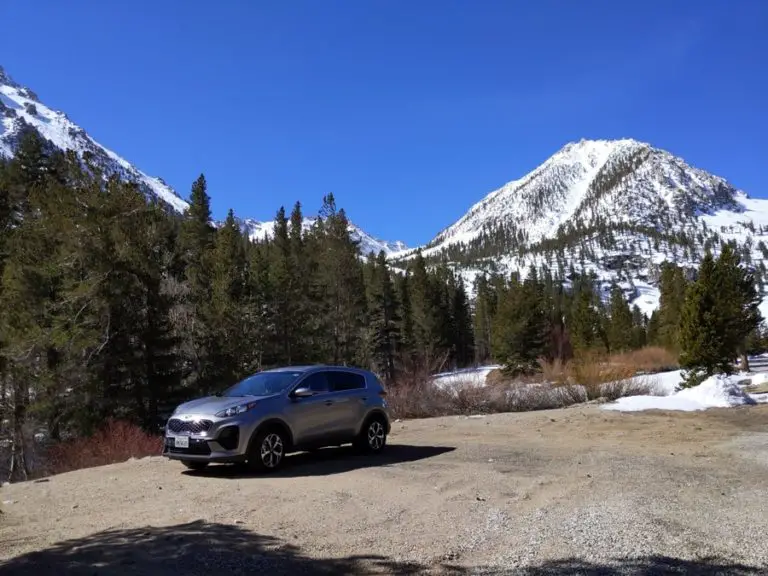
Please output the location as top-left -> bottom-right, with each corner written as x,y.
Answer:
0,520 -> 437,575
184,444 -> 455,479
0,523 -> 763,576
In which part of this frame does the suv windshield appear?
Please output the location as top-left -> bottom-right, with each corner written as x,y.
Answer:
221,371 -> 303,397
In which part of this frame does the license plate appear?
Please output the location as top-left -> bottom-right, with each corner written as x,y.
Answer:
174,436 -> 189,448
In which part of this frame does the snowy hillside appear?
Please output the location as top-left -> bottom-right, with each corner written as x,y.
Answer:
0,65 -> 407,257
423,139 -> 760,252
0,66 -> 188,213
394,138 -> 768,316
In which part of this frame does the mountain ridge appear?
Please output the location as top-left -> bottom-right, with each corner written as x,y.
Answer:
5,60 -> 766,306
395,137 -> 768,318
0,65 -> 407,257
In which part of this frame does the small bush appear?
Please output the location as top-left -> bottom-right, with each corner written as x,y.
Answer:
387,381 -> 457,419
46,419 -> 163,475
600,375 -> 654,401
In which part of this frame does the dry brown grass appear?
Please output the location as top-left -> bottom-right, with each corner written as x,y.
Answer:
612,346 -> 679,374
388,347 -> 675,419
539,347 -> 672,401
541,347 -> 676,384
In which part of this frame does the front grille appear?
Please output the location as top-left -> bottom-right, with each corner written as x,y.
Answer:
167,418 -> 213,434
164,437 -> 212,456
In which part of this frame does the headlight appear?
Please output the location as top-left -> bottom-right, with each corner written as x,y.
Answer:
215,401 -> 258,418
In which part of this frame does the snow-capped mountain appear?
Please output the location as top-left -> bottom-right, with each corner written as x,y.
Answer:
424,138 -> 758,254
397,138 -> 768,316
0,65 -> 407,257
237,217 -> 408,257
0,65 -> 188,213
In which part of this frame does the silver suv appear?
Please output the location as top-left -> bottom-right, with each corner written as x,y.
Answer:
163,365 -> 391,472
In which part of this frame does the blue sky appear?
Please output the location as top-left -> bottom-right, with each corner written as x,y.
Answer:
1,0 -> 766,245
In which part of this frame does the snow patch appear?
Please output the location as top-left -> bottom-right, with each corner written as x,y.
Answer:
432,365 -> 501,389
603,373 -> 760,412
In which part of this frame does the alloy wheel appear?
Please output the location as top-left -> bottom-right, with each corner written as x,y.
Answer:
260,433 -> 284,468
367,420 -> 385,450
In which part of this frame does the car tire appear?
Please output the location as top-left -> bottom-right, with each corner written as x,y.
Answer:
355,415 -> 388,453
182,460 -> 209,471
248,427 -> 287,472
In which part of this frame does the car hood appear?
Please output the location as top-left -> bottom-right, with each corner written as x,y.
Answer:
173,394 -> 277,416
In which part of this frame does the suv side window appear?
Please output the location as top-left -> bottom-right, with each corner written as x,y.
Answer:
301,372 -> 330,393
327,370 -> 366,392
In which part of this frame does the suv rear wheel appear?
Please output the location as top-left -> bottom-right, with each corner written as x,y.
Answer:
355,415 -> 387,453
248,427 -> 287,472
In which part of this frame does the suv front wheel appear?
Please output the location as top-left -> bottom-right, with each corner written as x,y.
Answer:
355,415 -> 387,453
248,427 -> 287,472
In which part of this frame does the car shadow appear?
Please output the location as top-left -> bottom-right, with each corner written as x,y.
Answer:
183,444 -> 455,479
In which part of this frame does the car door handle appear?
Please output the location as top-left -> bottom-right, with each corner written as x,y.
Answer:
324,400 -> 334,406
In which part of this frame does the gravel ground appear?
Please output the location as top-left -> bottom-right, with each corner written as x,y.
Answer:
1,404 -> 767,575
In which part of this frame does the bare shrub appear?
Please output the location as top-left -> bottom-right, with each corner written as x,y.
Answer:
599,376 -> 654,401
387,382 -> 457,419
46,419 -> 163,476
389,347 -> 671,420
540,347 -> 675,401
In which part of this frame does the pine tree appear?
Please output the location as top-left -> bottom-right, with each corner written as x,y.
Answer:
491,267 -> 549,374
567,274 -> 604,353
395,271 -> 414,360
657,263 -> 687,352
270,206 -> 295,364
451,275 -> 474,367
408,251 -> 444,360
647,310 -> 660,345
712,244 -> 762,371
472,275 -> 495,364
179,174 -> 214,299
177,174 -> 216,394
244,241 -> 275,370
208,209 -> 248,386
679,246 -> 761,386
314,194 -> 366,365
631,305 -> 648,349
679,254 -> 723,384
607,284 -> 633,352
367,251 -> 400,382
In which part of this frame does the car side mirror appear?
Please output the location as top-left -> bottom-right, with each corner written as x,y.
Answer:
291,387 -> 315,399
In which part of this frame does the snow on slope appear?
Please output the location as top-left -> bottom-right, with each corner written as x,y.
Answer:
0,65 -> 188,213
423,138 -> 760,257
432,365 -> 502,389
238,217 -> 408,257
427,139 -> 619,251
0,65 -> 407,257
396,138 -> 768,316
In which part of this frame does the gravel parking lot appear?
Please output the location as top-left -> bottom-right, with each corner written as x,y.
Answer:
1,404 -> 767,575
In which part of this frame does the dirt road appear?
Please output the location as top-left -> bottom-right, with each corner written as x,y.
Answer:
1,405 -> 767,575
